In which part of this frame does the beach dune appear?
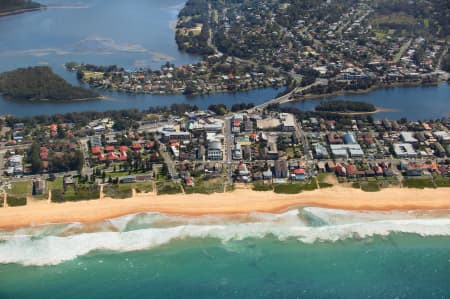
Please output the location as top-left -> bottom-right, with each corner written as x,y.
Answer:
1,186 -> 450,230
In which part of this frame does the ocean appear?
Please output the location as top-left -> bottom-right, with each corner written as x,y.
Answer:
0,208 -> 449,298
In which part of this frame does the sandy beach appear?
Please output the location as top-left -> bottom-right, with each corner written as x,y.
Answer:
1,186 -> 450,230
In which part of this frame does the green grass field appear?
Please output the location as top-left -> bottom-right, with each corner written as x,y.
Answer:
9,181 -> 31,195
48,177 -> 63,191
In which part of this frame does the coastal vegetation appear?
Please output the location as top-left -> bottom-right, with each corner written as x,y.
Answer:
28,142 -> 84,174
402,178 -> 435,189
156,182 -> 183,195
315,101 -> 376,113
273,179 -> 318,194
252,182 -> 273,192
176,0 -> 213,55
0,66 -> 100,102
6,195 -> 27,207
51,186 -> 100,203
442,54 -> 450,73
360,181 -> 382,192
0,0 -> 41,14
104,184 -> 133,199
184,178 -> 225,194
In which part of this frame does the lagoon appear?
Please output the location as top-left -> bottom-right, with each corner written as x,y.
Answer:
0,0 -> 283,116
0,0 -> 448,119
283,83 -> 450,120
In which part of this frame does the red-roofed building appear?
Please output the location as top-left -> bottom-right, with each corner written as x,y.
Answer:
364,135 -> 374,143
132,143 -> 142,151
119,151 -> 127,161
185,176 -> 194,187
293,168 -> 306,181
50,124 -> 58,137
345,164 -> 357,178
294,168 -> 306,175
107,152 -> 119,161
40,152 -> 48,160
119,146 -> 129,153
105,146 -> 115,152
374,165 -> 384,176
91,146 -> 102,155
335,164 -> 347,177
169,141 -> 179,147
145,141 -> 155,149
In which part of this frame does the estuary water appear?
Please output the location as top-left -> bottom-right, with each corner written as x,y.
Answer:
0,0 -> 282,116
0,0 -> 448,118
283,83 -> 450,121
0,208 -> 449,299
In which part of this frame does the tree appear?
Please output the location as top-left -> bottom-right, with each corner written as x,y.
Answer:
29,142 -> 42,174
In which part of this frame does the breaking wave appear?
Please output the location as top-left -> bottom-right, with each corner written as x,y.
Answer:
0,208 -> 449,266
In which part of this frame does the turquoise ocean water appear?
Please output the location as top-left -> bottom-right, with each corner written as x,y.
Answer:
0,208 -> 449,299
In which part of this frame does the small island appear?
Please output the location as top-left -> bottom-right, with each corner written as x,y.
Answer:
315,100 -> 377,113
0,66 -> 101,101
0,0 -> 44,17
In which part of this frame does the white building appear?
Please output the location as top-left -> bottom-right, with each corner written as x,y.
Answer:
400,132 -> 418,144
393,143 -> 417,158
330,144 -> 364,159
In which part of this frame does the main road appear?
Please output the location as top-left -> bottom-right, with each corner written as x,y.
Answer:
248,80 -> 324,113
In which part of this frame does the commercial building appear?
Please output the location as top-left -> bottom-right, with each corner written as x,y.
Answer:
280,113 -> 296,131
343,133 -> 357,144
393,143 -> 417,158
400,132 -> 418,144
207,141 -> 223,160
330,144 -> 364,158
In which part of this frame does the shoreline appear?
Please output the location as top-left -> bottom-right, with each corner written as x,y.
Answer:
292,80 -> 446,102
0,7 -> 45,18
1,186 -> 450,230
1,95 -> 106,103
325,107 -> 400,116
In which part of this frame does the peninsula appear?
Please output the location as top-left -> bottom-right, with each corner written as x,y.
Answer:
0,66 -> 101,102
173,0 -> 449,100
0,0 -> 44,17
315,100 -> 377,113
67,0 -> 449,100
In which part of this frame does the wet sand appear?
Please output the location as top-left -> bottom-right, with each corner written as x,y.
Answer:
1,186 -> 450,230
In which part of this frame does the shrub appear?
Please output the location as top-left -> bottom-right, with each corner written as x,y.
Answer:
6,195 -> 27,207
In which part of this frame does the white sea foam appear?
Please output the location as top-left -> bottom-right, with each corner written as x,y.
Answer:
0,208 -> 449,266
